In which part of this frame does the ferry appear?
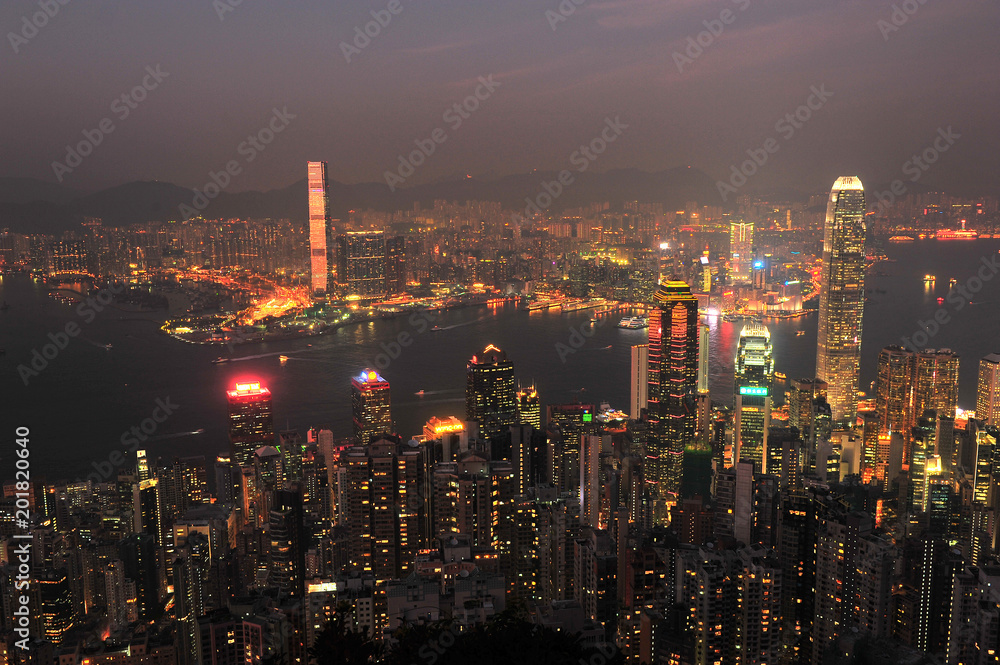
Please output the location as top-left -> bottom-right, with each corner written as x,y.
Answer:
212,357 -> 230,364
279,355 -> 289,364
617,316 -> 648,330
415,390 -> 425,396
774,372 -> 787,381
796,330 -> 806,336
949,278 -> 957,288
923,274 -> 936,284
888,235 -> 915,243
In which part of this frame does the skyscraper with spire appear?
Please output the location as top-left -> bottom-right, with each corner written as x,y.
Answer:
816,176 -> 867,423
646,280 -> 700,515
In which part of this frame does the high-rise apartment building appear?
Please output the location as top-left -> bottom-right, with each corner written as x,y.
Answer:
646,280 -> 699,512
630,344 -> 648,420
307,161 -> 329,297
815,176 -> 866,423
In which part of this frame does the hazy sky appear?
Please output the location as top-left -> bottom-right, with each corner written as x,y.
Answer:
3,0 -> 998,196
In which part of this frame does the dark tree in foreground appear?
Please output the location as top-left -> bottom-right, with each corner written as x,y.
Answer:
313,607 -> 624,665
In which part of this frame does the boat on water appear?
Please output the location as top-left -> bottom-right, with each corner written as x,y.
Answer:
774,372 -> 787,380
949,278 -> 957,288
431,325 -> 442,332
415,390 -> 425,396
279,355 -> 289,364
617,316 -> 648,330
924,274 -> 936,283
212,357 -> 230,364
796,330 -> 806,336
888,235 -> 915,243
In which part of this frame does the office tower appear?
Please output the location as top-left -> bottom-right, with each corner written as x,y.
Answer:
227,381 -> 274,467
788,378 -> 828,444
133,478 -> 163,546
174,531 -> 211,665
977,353 -> 1000,425
875,345 -> 916,457
516,385 -> 541,429
34,569 -> 76,645
695,324 -> 711,447
423,416 -> 468,462
815,176 -> 866,423
337,230 -> 387,298
158,455 -> 208,517
510,424 -> 535,496
766,426 -> 802,490
630,344 -> 649,419
646,280 -> 700,512
351,369 -> 393,445
269,489 -> 306,599
137,449 -> 151,482
734,322 -> 773,470
385,235 -> 406,294
914,349 -> 959,419
307,161 -> 329,297
729,220 -> 754,281
466,345 -> 517,441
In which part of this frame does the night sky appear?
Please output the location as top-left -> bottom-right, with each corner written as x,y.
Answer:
4,0 -> 998,196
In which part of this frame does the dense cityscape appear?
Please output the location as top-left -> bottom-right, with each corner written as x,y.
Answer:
3,1 -> 1000,665
4,165 -> 1000,665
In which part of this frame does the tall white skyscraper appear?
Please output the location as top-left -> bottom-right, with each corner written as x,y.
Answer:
816,176 -> 867,423
307,161 -> 329,297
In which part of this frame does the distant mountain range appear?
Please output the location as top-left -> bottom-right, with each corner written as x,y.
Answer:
0,169 -> 955,235
0,168 -> 724,234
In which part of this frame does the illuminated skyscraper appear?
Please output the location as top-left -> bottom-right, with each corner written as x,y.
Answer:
875,345 -> 916,451
646,280 -> 699,512
386,235 -> 406,295
337,231 -> 387,298
307,161 -> 329,297
914,348 -> 959,419
630,344 -> 648,420
815,176 -> 866,423
516,385 -> 541,429
351,369 -> 393,445
729,220 -> 754,281
227,381 -> 275,467
466,345 -> 517,440
734,322 -> 773,470
977,354 -> 1000,426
